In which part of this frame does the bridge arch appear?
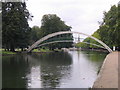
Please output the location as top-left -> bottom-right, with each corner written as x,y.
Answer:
27,31 -> 113,53
35,40 -> 105,49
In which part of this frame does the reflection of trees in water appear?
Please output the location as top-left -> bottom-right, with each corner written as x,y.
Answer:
31,52 -> 73,88
2,54 -> 31,88
81,51 -> 107,62
80,51 -> 107,73
31,52 -> 73,65
2,52 -> 73,88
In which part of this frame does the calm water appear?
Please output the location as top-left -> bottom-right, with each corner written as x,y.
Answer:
2,51 -> 107,88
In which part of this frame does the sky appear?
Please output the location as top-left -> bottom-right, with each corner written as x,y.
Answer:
26,0 -> 119,36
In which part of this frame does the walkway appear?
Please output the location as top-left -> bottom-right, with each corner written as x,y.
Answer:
93,51 -> 118,88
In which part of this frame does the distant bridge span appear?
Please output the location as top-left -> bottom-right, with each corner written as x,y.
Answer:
35,40 -> 105,49
27,31 -> 113,53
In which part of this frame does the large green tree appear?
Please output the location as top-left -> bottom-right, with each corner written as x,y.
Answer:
117,2 -> 120,50
40,14 -> 73,49
99,5 -> 118,48
30,26 -> 42,44
98,5 -> 120,50
77,5 -> 120,51
2,2 -> 32,51
76,31 -> 101,49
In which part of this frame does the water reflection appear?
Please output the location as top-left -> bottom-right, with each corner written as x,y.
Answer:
2,55 -> 30,88
80,51 -> 107,72
67,51 -> 107,88
2,52 -> 73,88
27,52 -> 72,88
2,51 -> 107,88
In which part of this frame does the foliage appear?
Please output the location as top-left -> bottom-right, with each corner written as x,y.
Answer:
77,5 -> 120,50
1,50 -> 16,55
99,5 -> 118,48
32,48 -> 51,52
76,31 -> 101,49
30,26 -> 42,44
2,2 -> 32,51
117,3 -> 120,50
39,14 -> 73,49
0,12 -> 2,48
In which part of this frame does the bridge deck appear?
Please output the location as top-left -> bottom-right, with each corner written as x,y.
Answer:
93,52 -> 118,88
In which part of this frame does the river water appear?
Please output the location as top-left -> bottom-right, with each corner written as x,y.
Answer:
2,51 -> 107,88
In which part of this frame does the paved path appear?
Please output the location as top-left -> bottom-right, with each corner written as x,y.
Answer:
93,51 -> 118,88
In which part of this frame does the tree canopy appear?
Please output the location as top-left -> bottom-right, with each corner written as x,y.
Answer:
76,5 -> 120,50
2,2 -> 32,51
30,26 -> 42,44
31,14 -> 73,50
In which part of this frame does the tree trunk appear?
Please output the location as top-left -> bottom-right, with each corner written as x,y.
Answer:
10,45 -> 15,52
5,45 -> 9,51
21,48 -> 23,51
7,48 -> 9,51
5,48 -> 7,51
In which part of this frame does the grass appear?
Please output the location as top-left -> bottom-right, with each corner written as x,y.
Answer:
0,48 -> 26,55
32,48 -> 63,52
0,48 -> 61,55
54,48 -> 62,51
0,50 -> 16,55
33,48 -> 52,52
15,48 -> 22,51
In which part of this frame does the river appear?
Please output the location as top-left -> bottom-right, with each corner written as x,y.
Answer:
2,51 -> 107,88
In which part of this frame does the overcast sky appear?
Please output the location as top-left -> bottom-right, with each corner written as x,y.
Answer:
26,0 -> 119,36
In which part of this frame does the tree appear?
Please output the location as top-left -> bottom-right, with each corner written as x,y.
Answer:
40,14 -> 73,50
76,31 -> 101,49
2,2 -> 32,51
78,5 -> 120,51
98,5 -> 119,49
117,2 -> 120,50
0,12 -> 1,49
30,26 -> 42,44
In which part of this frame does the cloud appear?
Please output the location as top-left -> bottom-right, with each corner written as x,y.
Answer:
26,0 -> 119,35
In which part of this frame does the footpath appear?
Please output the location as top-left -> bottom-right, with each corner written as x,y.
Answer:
93,51 -> 119,88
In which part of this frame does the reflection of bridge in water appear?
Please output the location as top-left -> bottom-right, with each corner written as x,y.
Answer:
27,31 -> 113,53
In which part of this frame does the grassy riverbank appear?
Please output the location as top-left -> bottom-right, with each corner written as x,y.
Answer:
32,48 -> 52,52
0,48 -> 54,55
0,49 -> 16,55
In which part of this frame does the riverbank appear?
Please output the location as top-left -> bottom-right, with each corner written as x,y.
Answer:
80,48 -> 108,52
1,48 -> 109,55
69,48 -> 108,53
92,51 -> 118,88
1,48 -> 60,55
0,50 -> 16,55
